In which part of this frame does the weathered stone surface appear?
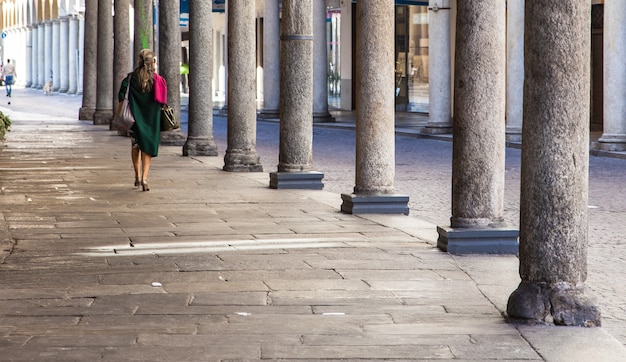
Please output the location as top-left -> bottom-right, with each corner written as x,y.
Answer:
450,0 -> 506,228
509,0 -> 600,326
224,0 -> 262,172
184,0 -> 218,156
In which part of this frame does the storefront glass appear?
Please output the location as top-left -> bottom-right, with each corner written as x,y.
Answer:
395,5 -> 429,113
326,1 -> 429,113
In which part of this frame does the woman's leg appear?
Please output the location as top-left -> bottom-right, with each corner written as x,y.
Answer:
140,153 -> 152,191
131,147 -> 141,185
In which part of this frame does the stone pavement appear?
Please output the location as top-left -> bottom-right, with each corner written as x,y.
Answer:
0,90 -> 625,360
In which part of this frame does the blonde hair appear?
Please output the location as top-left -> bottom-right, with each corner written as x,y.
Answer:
134,49 -> 156,92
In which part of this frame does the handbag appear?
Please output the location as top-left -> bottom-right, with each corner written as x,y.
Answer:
113,78 -> 135,132
160,104 -> 179,132
154,73 -> 167,104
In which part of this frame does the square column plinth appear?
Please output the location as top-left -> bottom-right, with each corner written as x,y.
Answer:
341,194 -> 409,215
437,226 -> 519,255
269,172 -> 324,190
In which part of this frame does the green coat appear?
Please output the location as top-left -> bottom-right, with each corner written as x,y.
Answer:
119,74 -> 161,157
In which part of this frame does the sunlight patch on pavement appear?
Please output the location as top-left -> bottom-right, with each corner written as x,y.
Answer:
78,237 -> 353,257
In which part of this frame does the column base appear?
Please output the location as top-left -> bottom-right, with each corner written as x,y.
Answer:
591,140 -> 626,152
93,109 -> 113,125
506,132 -> 522,143
160,129 -> 186,146
78,107 -> 95,121
341,193 -> 409,215
269,171 -> 324,190
507,281 -> 601,327
257,109 -> 280,120
183,138 -> 218,156
437,226 -> 519,254
313,111 -> 335,123
223,150 -> 263,172
420,125 -> 452,135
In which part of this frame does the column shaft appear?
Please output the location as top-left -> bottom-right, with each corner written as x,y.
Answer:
52,20 -> 60,91
507,0 -> 600,327
258,0 -> 280,119
506,0 -> 524,141
79,0 -> 98,120
279,0 -> 314,172
183,0 -> 218,156
224,0 -> 262,172
37,25 -> 44,87
596,0 -> 626,151
424,0 -> 452,133
134,0 -> 154,67
340,0 -> 408,214
113,0 -> 132,128
25,26 -> 33,87
312,0 -> 333,122
451,0 -> 506,228
159,0 -> 186,145
44,22 -> 53,84
30,25 -> 38,88
59,18 -> 70,93
93,0 -> 114,125
68,17 -> 79,94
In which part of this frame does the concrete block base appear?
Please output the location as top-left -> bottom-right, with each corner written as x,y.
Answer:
257,109 -> 280,120
270,171 -> 324,190
437,226 -> 519,254
341,193 -> 409,215
420,125 -> 452,135
313,112 -> 336,123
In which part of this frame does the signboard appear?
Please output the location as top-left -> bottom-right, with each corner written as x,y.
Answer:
181,0 -> 224,25
180,0 -> 189,27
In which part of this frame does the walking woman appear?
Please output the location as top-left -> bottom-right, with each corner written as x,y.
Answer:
116,49 -> 162,191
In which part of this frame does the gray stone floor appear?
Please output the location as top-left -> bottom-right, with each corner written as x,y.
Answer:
0,88 -> 624,360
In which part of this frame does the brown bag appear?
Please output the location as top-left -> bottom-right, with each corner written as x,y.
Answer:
160,104 -> 179,132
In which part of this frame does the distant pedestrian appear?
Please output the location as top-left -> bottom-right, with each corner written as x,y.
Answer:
114,49 -> 163,191
3,59 -> 15,97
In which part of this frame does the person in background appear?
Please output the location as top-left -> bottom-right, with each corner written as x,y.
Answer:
115,49 -> 162,191
3,59 -> 15,97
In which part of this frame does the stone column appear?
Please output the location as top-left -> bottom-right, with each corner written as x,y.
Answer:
59,17 -> 70,93
30,24 -> 38,88
340,0 -> 408,215
436,0 -> 518,254
223,0 -> 263,172
25,26 -> 32,87
68,16 -> 79,94
312,0 -> 334,123
257,0 -> 280,119
269,0 -> 323,189
339,0 -> 353,110
79,0 -> 98,120
505,0 -> 524,142
507,0 -> 601,327
52,20 -> 60,91
595,0 -> 626,151
44,22 -> 53,85
423,0 -> 452,134
183,0 -> 218,156
37,24 -> 45,87
77,15 -> 85,95
113,0 -> 132,132
159,0 -> 186,145
93,0 -> 113,125
134,0 -> 154,66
